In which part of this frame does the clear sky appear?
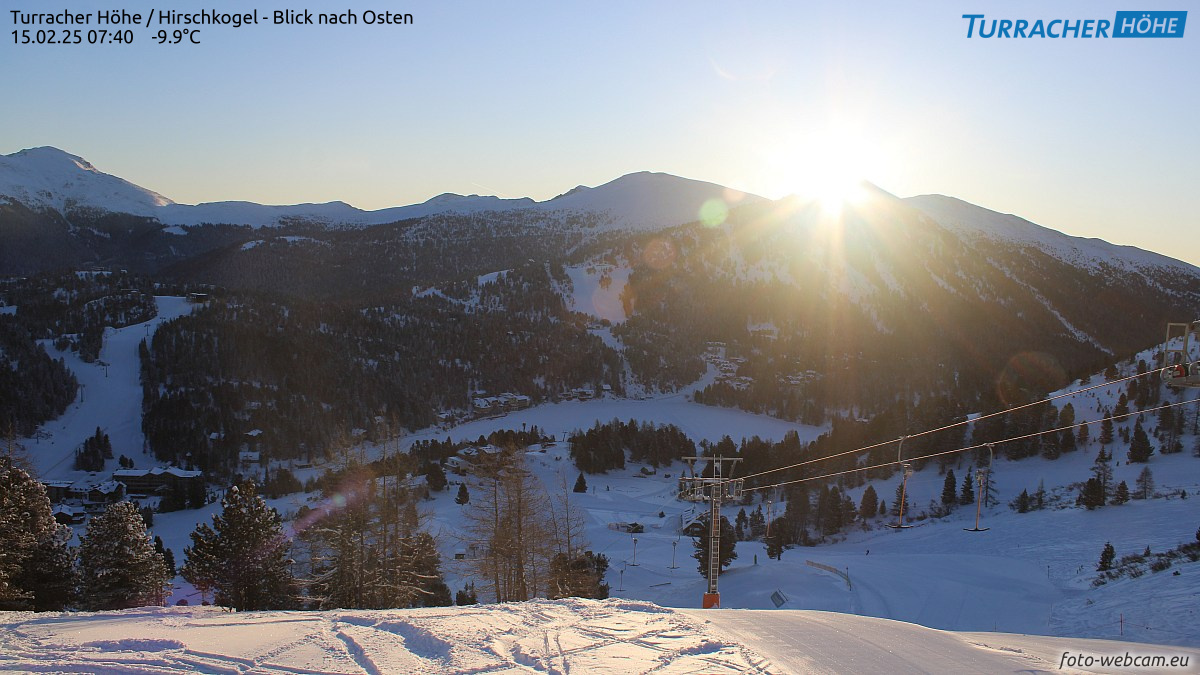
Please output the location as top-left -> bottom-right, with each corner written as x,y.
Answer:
3,1 -> 1197,265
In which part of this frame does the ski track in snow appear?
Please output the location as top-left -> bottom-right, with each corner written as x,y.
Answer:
2,601 -> 1195,674
0,601 -> 781,674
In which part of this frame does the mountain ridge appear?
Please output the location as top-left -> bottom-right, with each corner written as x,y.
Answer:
0,147 -> 764,231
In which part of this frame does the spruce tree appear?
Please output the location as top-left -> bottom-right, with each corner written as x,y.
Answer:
941,471 -> 957,510
1127,419 -> 1154,463
1013,489 -> 1031,513
1098,414 -> 1115,446
959,468 -> 975,507
1114,394 -> 1130,417
455,483 -> 470,504
890,481 -> 910,518
692,515 -> 737,577
1097,542 -> 1115,571
1091,447 -> 1112,504
573,472 -> 587,493
859,485 -> 879,520
1080,478 -> 1105,510
1113,481 -> 1130,505
455,582 -> 477,605
0,459 -> 75,611
78,501 -> 170,610
182,483 -> 295,611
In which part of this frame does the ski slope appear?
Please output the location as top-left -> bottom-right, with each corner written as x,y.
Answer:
24,296 -> 195,482
2,600 -> 1194,674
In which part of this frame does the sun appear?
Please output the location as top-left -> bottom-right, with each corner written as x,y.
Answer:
810,163 -> 867,217
758,126 -> 883,216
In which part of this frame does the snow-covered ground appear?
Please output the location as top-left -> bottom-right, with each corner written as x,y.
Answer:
3,600 -> 1194,674
12,294 -> 1200,668
24,296 -> 194,481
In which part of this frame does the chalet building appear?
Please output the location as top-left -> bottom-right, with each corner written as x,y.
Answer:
112,466 -> 203,496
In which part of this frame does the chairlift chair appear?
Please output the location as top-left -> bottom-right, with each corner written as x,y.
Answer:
1162,321 -> 1200,388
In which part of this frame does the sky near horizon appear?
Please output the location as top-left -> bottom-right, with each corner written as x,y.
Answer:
3,1 -> 1197,264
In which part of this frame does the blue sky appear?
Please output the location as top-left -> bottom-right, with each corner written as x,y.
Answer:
3,1 -> 1197,264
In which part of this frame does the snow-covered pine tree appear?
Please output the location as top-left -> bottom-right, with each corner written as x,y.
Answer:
78,501 -> 169,610
0,458 -> 75,611
181,482 -> 295,611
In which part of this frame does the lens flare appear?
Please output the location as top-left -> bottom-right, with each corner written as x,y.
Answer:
699,198 -> 729,227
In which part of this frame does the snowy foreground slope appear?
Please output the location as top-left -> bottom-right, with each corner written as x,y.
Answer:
3,600 -> 1195,674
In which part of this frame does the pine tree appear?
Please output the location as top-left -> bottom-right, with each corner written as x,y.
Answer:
573,472 -> 587,493
941,471 -> 957,510
78,501 -> 170,610
1135,466 -> 1155,500
1013,489 -> 1031,513
959,468 -> 975,507
423,462 -> 447,492
859,485 -> 879,520
1076,423 -> 1089,447
1127,419 -> 1154,463
1091,447 -> 1112,504
766,518 -> 786,559
0,458 -> 76,611
455,483 -> 470,505
1079,478 -> 1105,510
749,504 -> 766,538
1098,414 -> 1115,446
1114,394 -> 1130,417
1097,542 -> 1115,571
692,515 -> 737,577
1113,481 -> 1130,505
455,582 -> 478,605
154,536 -> 176,575
890,480 -> 910,518
19,524 -> 76,611
1034,480 -> 1046,511
1058,403 -> 1076,428
182,483 -> 295,611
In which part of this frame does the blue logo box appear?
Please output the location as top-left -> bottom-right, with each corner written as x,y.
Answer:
1113,11 -> 1187,37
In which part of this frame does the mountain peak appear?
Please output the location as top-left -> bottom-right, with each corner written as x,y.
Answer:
0,146 -> 174,214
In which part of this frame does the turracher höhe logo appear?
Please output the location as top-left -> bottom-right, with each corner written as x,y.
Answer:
962,11 -> 1186,38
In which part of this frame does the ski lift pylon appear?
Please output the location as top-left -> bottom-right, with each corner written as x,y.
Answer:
964,443 -> 994,532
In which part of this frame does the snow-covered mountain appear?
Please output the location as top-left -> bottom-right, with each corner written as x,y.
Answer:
0,147 -> 761,231
907,194 -> 1200,275
0,147 -> 172,217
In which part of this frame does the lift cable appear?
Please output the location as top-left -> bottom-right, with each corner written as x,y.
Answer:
728,368 -> 1161,488
741,395 -> 1200,495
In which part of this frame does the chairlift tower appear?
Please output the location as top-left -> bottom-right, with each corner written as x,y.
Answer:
678,456 -> 743,608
